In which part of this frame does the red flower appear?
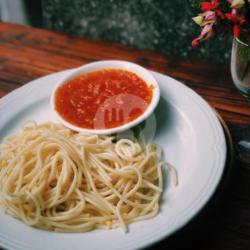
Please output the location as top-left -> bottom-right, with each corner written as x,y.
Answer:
201,2 -> 213,11
192,0 -> 249,47
200,0 -> 225,19
233,25 -> 240,36
192,39 -> 200,47
200,0 -> 219,11
225,9 -> 245,36
216,9 -> 225,19
192,23 -> 214,47
225,11 -> 245,24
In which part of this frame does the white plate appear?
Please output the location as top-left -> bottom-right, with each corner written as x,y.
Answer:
0,69 -> 226,250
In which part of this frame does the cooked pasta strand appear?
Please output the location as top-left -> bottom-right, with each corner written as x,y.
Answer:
0,122 -> 177,232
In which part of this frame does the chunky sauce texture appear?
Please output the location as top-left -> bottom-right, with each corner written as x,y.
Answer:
55,69 -> 153,129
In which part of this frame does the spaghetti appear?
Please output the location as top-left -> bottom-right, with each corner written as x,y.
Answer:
0,122 -> 176,232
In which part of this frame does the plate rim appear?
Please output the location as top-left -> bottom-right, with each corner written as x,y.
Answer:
0,69 -> 227,250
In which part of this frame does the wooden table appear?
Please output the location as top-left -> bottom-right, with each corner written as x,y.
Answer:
0,22 -> 250,250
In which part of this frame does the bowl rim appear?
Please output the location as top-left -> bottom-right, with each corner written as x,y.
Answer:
50,60 -> 160,134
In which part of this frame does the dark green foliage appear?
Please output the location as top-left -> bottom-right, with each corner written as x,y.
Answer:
193,0 -> 203,8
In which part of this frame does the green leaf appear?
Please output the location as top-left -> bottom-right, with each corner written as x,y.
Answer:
218,1 -> 231,12
193,0 -> 203,8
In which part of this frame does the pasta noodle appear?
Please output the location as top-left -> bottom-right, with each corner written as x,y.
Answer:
0,122 -> 177,232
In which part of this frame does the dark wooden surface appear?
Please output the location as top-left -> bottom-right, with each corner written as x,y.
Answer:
0,22 -> 250,250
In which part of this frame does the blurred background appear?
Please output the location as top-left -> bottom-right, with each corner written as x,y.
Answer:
0,0 -> 232,64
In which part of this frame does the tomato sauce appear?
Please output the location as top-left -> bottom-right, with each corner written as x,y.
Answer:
55,69 -> 153,129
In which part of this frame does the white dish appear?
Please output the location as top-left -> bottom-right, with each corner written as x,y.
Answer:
51,60 -> 160,134
0,69 -> 226,250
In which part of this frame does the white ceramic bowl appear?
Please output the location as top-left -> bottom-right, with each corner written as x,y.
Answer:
51,60 -> 160,134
